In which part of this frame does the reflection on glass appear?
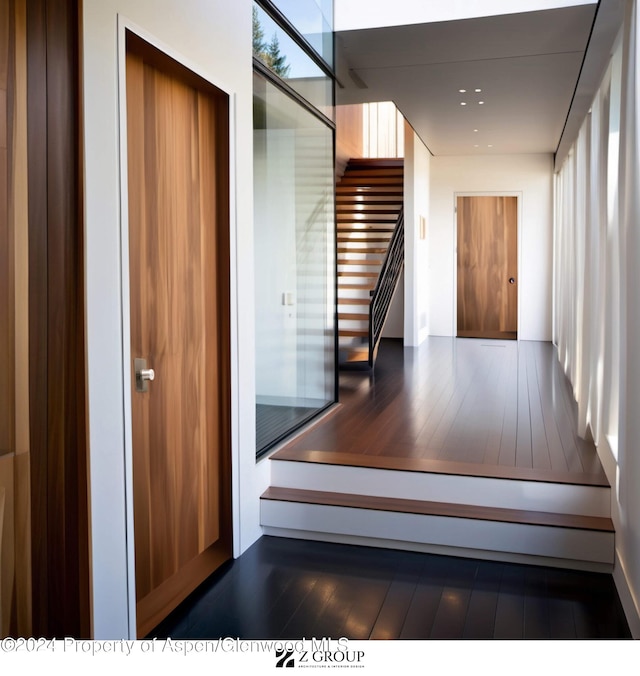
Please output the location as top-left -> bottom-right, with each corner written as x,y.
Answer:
253,3 -> 333,118
254,72 -> 336,456
268,0 -> 334,68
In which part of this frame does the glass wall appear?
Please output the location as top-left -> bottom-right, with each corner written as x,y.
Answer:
253,70 -> 336,456
268,0 -> 334,68
253,3 -> 333,118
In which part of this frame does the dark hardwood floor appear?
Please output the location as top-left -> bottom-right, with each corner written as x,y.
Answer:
278,338 -> 607,485
148,536 -> 631,640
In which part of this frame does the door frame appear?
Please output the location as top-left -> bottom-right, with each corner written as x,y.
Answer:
453,191 -> 523,339
116,18 -> 240,638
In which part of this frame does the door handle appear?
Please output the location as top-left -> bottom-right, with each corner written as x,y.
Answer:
134,357 -> 155,393
509,277 -> 516,284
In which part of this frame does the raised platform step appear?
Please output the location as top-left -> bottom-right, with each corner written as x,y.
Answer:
260,486 -> 615,570
262,487 -> 613,535
269,450 -> 611,517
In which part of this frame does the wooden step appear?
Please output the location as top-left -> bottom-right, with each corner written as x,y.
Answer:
337,213 -> 398,221
343,169 -> 404,179
339,178 -> 404,187
338,247 -> 387,254
337,227 -> 396,234
346,158 -> 404,169
337,283 -> 375,290
338,271 -> 378,278
338,236 -> 392,243
338,259 -> 383,266
336,186 -> 403,195
337,297 -> 371,305
338,313 -> 369,321
336,195 -> 403,203
342,346 -> 370,363
339,329 -> 369,338
336,206 -> 402,215
261,485 -> 615,568
261,487 -> 614,533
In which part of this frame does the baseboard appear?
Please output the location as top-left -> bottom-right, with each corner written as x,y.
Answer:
262,526 -> 613,573
613,548 -> 640,639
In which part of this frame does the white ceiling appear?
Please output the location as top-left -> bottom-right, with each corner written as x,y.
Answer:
335,3 -> 601,156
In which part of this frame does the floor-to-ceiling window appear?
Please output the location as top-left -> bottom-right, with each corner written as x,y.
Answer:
253,1 -> 336,457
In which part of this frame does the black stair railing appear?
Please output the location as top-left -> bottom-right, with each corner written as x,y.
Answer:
368,207 -> 404,367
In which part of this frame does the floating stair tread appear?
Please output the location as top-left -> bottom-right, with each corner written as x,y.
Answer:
338,271 -> 378,278
337,225 -> 396,232
338,313 -> 369,321
336,196 -> 403,204
339,177 -> 404,184
261,487 -> 614,533
336,208 -> 402,215
338,298 -> 371,305
336,187 -> 403,195
339,329 -> 369,337
346,158 -> 404,168
336,214 -> 398,226
339,261 -> 383,267
338,236 -> 392,243
343,347 -> 369,363
338,247 -> 388,254
337,283 -> 375,290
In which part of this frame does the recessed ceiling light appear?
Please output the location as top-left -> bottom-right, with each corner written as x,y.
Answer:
459,89 -> 467,93
474,144 -> 479,148
478,101 -> 485,105
460,102 -> 467,106
473,129 -> 478,132
488,144 -> 493,148
475,88 -> 482,93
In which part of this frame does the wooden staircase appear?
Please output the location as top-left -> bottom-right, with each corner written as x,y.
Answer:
337,158 -> 404,365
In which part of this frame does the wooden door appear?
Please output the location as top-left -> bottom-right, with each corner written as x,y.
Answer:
125,32 -> 231,637
457,195 -> 518,339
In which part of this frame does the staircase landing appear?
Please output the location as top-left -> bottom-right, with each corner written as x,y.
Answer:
262,338 -> 613,571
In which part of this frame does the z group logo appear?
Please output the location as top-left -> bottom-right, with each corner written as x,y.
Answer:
275,648 -> 296,669
274,639 -> 365,669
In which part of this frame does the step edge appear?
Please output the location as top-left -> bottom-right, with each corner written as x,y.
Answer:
261,487 -> 615,533
269,449 -> 611,488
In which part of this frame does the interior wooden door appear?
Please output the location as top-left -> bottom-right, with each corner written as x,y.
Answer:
457,195 -> 518,339
125,32 -> 231,637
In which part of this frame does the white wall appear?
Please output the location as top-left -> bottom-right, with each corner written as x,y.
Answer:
82,0 -> 267,639
403,124 -> 431,346
554,0 -> 640,636
429,154 -> 554,341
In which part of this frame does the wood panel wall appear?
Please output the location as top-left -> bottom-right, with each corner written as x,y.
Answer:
27,0 -> 89,638
0,0 -> 32,638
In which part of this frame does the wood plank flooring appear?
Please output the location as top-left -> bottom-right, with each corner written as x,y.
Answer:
277,338 -> 607,485
148,536 -> 631,639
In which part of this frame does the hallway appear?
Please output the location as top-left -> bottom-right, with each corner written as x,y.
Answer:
276,337 -> 608,485
149,536 -> 630,639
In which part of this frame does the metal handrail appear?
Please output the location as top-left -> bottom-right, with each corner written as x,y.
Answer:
368,207 -> 404,367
